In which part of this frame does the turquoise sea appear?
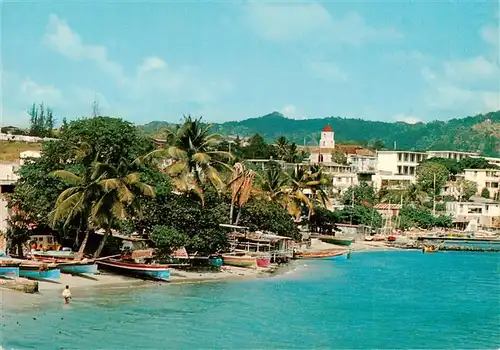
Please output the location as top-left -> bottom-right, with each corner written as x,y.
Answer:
2,251 -> 499,349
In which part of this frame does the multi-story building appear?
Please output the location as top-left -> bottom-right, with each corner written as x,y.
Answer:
376,150 -> 427,176
426,150 -> 479,161
347,154 -> 377,173
446,199 -> 500,228
463,169 -> 500,199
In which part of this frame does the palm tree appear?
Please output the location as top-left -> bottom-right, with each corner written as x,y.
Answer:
286,166 -> 314,221
145,115 -> 231,203
275,136 -> 289,161
92,159 -> 155,257
228,163 -> 255,225
51,155 -> 154,258
257,162 -> 289,202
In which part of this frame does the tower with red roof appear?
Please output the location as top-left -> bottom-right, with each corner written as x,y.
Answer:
320,124 -> 335,148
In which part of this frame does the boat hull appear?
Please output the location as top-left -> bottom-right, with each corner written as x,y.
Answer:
97,260 -> 170,281
295,250 -> 349,260
315,235 -> 353,246
19,265 -> 61,279
256,257 -> 271,268
222,255 -> 257,268
59,263 -> 98,274
0,266 -> 19,278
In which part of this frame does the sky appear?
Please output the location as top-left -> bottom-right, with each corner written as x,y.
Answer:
1,1 -> 499,127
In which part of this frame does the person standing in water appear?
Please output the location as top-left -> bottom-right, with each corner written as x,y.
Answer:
62,285 -> 71,304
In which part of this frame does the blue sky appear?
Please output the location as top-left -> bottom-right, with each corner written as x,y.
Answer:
2,1 -> 499,127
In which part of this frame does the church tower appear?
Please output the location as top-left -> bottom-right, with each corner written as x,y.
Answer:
320,124 -> 335,148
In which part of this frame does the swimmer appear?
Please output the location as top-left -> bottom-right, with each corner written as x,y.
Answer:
62,285 -> 71,304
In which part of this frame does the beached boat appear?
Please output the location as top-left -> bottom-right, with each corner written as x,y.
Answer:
57,261 -> 98,274
19,262 -> 61,279
256,256 -> 271,268
29,250 -> 76,260
315,235 -> 353,246
222,254 -> 257,268
97,259 -> 170,281
295,250 -> 350,260
0,260 -> 20,278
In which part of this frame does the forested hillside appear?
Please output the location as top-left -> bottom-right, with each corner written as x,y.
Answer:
140,111 -> 500,157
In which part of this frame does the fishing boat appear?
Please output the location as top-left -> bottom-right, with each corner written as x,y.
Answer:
57,260 -> 98,274
222,254 -> 257,268
315,235 -> 353,247
28,250 -> 76,260
97,259 -> 170,281
0,260 -> 20,278
256,256 -> 271,268
19,262 -> 61,279
295,250 -> 350,260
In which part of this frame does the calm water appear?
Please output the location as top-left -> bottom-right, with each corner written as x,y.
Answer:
2,251 -> 499,349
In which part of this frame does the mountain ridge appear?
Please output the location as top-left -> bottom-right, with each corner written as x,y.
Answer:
138,110 -> 500,157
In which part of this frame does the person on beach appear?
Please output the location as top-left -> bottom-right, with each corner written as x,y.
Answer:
62,285 -> 71,304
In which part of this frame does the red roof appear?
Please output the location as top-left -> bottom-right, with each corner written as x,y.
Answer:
322,124 -> 333,132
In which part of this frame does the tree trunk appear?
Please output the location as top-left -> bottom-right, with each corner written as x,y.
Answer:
234,206 -> 242,225
94,228 -> 110,258
17,243 -> 23,257
75,230 -> 90,260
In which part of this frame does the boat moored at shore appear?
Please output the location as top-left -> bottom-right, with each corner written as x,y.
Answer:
0,261 -> 20,279
97,259 -> 170,281
222,254 -> 258,268
295,250 -> 350,260
19,262 -> 61,279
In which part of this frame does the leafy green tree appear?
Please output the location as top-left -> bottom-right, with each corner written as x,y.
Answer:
241,134 -> 276,160
150,225 -> 190,258
416,162 -> 450,195
371,139 -> 385,150
458,157 -> 499,172
421,157 -> 461,175
398,205 -> 452,230
343,182 -> 377,206
335,205 -> 383,228
237,198 -> 301,240
481,187 -> 490,198
309,206 -> 338,234
275,136 -> 289,161
256,161 -> 288,202
456,179 -> 477,201
331,149 -> 347,165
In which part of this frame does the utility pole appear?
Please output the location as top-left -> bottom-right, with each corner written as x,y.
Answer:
433,173 -> 436,216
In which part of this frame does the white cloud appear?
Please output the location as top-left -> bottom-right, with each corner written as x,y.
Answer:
444,56 -> 499,82
280,104 -> 297,117
480,25 -> 498,48
393,114 -> 421,124
243,2 -> 402,45
137,56 -> 167,75
44,14 -> 125,82
20,78 -> 63,105
420,21 -> 500,116
43,14 -> 233,105
306,61 -> 348,81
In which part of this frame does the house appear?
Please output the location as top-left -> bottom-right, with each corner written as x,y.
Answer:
374,203 -> 403,219
20,150 -> 41,165
446,198 -> 500,229
463,169 -> 500,199
376,150 -> 427,176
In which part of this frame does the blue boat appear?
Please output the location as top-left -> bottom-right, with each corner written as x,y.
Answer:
19,263 -> 61,279
0,262 -> 20,279
58,261 -> 98,274
96,259 -> 170,281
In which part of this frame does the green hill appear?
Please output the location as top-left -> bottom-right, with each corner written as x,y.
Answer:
139,110 -> 500,157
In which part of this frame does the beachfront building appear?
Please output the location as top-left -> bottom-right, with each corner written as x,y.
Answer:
463,169 -> 500,199
446,198 -> 500,229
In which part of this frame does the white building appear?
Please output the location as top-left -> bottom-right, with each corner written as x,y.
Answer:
0,163 -> 18,254
446,199 -> 500,228
427,150 -> 479,161
348,154 -> 377,173
480,156 -> 500,168
463,169 -> 500,199
309,125 -> 336,163
376,150 -> 427,175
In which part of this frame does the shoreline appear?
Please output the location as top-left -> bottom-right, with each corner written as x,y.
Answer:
1,242 -> 394,310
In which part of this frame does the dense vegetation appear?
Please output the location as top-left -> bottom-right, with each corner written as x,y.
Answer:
141,110 -> 500,156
